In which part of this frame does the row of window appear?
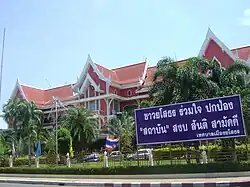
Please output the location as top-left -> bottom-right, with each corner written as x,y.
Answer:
114,89 -> 132,96
83,88 -> 132,97
88,99 -> 120,112
43,103 -> 139,126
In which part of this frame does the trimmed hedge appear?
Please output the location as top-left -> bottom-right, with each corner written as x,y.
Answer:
0,155 -> 67,167
153,144 -> 250,161
153,144 -> 250,153
0,162 -> 250,175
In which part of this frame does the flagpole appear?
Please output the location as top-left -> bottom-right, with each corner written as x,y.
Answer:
54,97 -> 59,165
0,28 -> 6,102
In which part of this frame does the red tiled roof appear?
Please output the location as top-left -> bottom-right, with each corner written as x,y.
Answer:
18,44 -> 250,106
143,59 -> 188,86
231,46 -> 250,61
20,84 -> 74,107
96,61 -> 146,84
21,85 -> 45,105
95,64 -> 119,82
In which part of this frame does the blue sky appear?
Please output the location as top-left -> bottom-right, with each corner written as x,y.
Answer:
0,0 -> 250,129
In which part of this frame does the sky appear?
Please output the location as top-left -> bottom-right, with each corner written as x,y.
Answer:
0,0 -> 250,129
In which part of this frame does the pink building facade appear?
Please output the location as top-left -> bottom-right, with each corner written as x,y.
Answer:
8,29 -> 250,133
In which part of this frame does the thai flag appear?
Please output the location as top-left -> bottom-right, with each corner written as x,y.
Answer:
105,137 -> 119,150
35,141 -> 41,158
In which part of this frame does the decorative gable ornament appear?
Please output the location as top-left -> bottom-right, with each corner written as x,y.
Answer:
198,28 -> 237,61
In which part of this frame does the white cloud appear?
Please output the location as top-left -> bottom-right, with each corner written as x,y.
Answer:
242,18 -> 250,26
241,8 -> 250,26
244,9 -> 250,16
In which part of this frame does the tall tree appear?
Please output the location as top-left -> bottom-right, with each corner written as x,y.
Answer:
149,57 -> 219,105
3,99 -> 43,165
61,106 -> 99,150
108,111 -> 135,152
138,100 -> 154,108
58,127 -> 74,158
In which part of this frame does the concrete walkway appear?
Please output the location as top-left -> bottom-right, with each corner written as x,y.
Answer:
1,171 -> 250,179
0,174 -> 250,186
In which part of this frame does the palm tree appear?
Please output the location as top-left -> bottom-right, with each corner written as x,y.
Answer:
107,111 -> 135,152
3,99 -> 22,130
61,106 -> 99,150
3,99 -> 43,166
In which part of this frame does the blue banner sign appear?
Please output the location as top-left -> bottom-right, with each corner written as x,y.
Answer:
135,95 -> 246,145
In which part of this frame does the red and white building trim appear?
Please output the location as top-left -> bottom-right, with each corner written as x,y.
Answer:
7,29 -> 250,132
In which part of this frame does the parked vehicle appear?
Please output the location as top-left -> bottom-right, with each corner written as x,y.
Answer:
84,153 -> 100,162
127,149 -> 151,160
109,151 -> 123,160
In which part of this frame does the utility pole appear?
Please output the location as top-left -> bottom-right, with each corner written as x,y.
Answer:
0,28 -> 6,102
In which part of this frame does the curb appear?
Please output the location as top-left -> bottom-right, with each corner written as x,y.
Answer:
1,171 -> 250,179
0,179 -> 250,187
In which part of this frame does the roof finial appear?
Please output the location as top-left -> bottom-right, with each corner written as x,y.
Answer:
87,54 -> 92,63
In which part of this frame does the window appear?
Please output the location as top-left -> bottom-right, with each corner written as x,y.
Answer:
114,100 -> 119,112
127,89 -> 131,96
96,100 -> 99,110
114,89 -> 117,94
123,104 -> 138,117
89,101 -> 96,111
212,57 -> 221,66
212,57 -> 225,70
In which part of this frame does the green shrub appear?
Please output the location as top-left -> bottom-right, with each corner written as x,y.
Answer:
0,155 -> 68,167
0,156 -> 9,167
153,144 -> 250,153
0,162 -> 250,175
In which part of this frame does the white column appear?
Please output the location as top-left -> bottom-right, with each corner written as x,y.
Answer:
87,86 -> 90,110
66,153 -> 71,168
35,156 -> 39,168
148,149 -> 154,167
201,145 -> 208,164
103,151 -> 108,168
94,91 -> 97,111
9,155 -> 13,168
105,98 -> 114,121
